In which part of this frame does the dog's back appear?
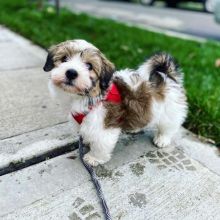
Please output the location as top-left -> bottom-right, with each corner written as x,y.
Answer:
105,53 -> 187,136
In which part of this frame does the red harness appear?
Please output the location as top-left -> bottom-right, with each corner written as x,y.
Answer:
71,83 -> 121,124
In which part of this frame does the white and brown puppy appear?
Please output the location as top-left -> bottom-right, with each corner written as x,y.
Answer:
44,39 -> 187,166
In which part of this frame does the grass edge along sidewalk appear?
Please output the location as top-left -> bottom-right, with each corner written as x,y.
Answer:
0,0 -> 219,144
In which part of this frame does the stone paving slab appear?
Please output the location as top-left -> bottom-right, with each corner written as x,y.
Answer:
0,42 -> 43,71
0,26 -> 46,59
0,26 -> 76,173
0,67 -> 68,139
0,26 -> 46,70
176,129 -> 220,175
1,135 -> 220,220
0,26 -> 69,140
0,122 -> 76,172
0,132 -> 152,216
0,27 -> 11,42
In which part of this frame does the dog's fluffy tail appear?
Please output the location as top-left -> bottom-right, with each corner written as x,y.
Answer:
139,52 -> 182,87
149,52 -> 182,85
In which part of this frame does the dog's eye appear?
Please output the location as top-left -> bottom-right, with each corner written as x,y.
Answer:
86,62 -> 93,71
61,56 -> 68,63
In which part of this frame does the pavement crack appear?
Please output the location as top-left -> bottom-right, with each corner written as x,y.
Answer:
0,141 -> 78,176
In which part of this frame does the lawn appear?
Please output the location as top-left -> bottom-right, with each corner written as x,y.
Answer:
0,0 -> 219,143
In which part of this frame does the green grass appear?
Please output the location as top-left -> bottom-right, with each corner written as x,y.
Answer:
0,0 -> 219,143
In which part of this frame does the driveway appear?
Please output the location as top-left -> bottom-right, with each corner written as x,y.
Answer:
62,0 -> 220,40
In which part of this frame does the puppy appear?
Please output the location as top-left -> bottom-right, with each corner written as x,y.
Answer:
43,39 -> 187,166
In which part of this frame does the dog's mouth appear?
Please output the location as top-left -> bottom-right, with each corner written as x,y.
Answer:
51,76 -> 92,95
64,81 -> 73,86
60,81 -> 91,95
62,81 -> 81,91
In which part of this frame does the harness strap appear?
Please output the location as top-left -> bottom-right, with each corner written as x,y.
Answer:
71,113 -> 85,124
105,83 -> 121,103
72,83 -> 121,125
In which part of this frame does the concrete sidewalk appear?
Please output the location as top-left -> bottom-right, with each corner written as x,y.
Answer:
0,26 -> 220,220
0,25 -> 75,174
0,26 -> 67,139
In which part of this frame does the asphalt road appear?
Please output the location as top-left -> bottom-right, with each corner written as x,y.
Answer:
62,0 -> 220,41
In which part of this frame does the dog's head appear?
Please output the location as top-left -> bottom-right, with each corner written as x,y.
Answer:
43,40 -> 115,96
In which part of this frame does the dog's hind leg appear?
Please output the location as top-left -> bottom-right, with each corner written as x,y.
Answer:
153,100 -> 186,148
153,123 -> 178,148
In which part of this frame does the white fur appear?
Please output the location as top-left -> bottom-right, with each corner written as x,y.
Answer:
80,104 -> 121,166
49,68 -> 187,165
50,54 -> 92,93
47,40 -> 187,166
50,81 -> 120,166
50,69 -> 187,165
138,63 -> 152,81
114,69 -> 143,91
115,64 -> 187,149
49,70 -> 187,166
70,39 -> 98,51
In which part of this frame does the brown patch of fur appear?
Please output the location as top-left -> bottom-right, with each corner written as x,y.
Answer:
81,49 -> 115,97
88,81 -> 101,97
99,51 -> 115,91
148,53 -> 179,83
81,49 -> 102,75
152,83 -> 166,101
81,49 -> 103,97
49,40 -> 80,66
104,77 -> 152,131
147,52 -> 181,101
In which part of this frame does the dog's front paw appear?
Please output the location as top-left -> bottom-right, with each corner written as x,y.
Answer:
153,135 -> 171,148
83,153 -> 107,167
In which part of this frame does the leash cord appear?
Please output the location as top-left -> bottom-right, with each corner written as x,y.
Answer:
78,136 -> 112,220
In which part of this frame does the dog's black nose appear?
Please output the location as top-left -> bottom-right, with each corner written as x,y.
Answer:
66,69 -> 78,80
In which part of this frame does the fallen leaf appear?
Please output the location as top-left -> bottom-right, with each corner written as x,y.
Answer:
215,58 -> 220,67
67,155 -> 77,160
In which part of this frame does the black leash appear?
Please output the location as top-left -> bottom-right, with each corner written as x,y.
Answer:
78,136 -> 112,220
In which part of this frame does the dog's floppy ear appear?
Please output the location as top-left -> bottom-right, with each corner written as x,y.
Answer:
43,52 -> 54,72
99,53 -> 115,91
